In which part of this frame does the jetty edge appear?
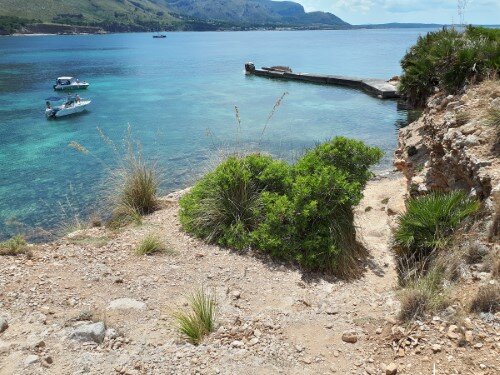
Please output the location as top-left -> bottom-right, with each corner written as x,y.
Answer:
244,62 -> 400,99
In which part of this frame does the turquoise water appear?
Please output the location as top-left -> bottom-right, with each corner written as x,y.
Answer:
0,29 -> 431,240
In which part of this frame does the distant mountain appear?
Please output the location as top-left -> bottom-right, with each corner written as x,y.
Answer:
0,0 -> 350,34
159,0 -> 349,27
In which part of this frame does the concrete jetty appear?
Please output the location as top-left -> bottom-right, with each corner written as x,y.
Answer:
244,63 -> 400,99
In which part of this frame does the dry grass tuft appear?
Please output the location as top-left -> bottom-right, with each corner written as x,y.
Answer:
469,284 -> 500,313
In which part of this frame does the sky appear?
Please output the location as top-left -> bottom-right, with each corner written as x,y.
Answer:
296,0 -> 499,25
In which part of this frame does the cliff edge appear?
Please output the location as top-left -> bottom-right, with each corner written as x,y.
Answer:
395,81 -> 500,240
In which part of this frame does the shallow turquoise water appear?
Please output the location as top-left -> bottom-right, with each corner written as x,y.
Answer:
0,29 -> 432,239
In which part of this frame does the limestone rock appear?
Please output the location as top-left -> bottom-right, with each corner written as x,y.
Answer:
386,362 -> 398,375
24,355 -> 40,366
107,298 -> 147,311
69,322 -> 106,343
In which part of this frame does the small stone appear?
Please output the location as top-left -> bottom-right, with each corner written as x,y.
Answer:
69,322 -> 106,343
447,325 -> 460,340
341,331 -> 358,344
0,340 -> 11,354
27,335 -> 45,349
465,331 -> 474,344
231,291 -> 241,300
386,362 -> 398,375
0,318 -> 8,333
431,344 -> 442,353
326,308 -> 339,315
105,328 -> 119,340
248,337 -> 259,346
107,298 -> 146,311
230,340 -> 244,348
375,327 -> 383,334
24,355 -> 39,366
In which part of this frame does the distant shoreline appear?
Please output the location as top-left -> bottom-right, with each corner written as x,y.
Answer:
2,24 -> 451,37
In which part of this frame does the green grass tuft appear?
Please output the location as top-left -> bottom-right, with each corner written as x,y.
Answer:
173,288 -> 217,345
135,233 -> 169,255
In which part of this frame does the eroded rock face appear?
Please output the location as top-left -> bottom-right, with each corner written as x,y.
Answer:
395,81 -> 500,240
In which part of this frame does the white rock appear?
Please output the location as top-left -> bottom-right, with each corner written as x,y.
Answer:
105,328 -> 119,340
24,355 -> 39,366
230,340 -> 244,348
0,340 -> 11,354
107,298 -> 147,311
69,322 -> 106,343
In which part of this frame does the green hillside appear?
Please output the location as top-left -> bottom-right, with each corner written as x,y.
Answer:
0,0 -> 350,33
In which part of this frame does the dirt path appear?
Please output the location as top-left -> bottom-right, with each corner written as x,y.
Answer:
0,175 -> 408,375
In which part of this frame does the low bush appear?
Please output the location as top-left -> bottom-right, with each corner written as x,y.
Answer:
485,108 -> 500,127
180,137 -> 382,274
394,191 -> 480,282
398,266 -> 449,321
469,284 -> 500,313
400,26 -> 500,107
173,288 -> 217,345
0,234 -> 29,256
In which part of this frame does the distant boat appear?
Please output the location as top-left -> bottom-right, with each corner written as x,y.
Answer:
153,33 -> 167,38
45,95 -> 91,118
53,77 -> 89,91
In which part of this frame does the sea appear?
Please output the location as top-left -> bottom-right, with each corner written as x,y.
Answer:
0,29 -> 435,240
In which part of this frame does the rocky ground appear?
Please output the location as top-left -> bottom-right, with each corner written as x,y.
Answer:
0,173 -> 498,375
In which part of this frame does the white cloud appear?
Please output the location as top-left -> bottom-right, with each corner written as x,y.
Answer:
296,0 -> 499,24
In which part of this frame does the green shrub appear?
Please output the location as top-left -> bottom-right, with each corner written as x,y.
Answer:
180,154 -> 291,250
400,26 -> 500,107
173,288 -> 217,345
394,191 -> 480,282
180,137 -> 382,274
0,234 -> 28,256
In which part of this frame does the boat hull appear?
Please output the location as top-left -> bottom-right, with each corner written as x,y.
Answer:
45,100 -> 91,118
53,83 -> 89,91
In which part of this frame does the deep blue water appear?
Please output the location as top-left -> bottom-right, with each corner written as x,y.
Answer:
0,29 -> 433,240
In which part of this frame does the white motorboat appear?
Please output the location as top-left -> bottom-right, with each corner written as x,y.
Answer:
45,96 -> 91,118
53,76 -> 89,91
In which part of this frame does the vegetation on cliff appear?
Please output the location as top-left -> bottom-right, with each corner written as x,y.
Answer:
0,0 -> 349,33
400,26 -> 500,107
180,137 -> 382,275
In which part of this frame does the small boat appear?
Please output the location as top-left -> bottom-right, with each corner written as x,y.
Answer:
153,33 -> 166,38
45,95 -> 91,118
53,76 -> 89,91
